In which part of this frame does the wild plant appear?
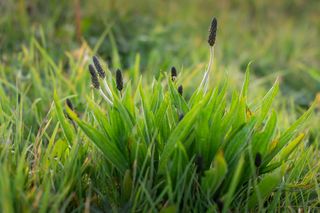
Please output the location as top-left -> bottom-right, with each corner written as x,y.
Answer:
56,17 -> 315,212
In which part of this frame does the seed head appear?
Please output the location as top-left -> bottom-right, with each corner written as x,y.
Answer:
89,64 -> 100,89
65,98 -> 76,122
66,98 -> 74,110
208,17 -> 217,46
255,152 -> 262,167
93,56 -> 106,79
116,69 -> 123,91
171,66 -> 177,81
178,85 -> 183,96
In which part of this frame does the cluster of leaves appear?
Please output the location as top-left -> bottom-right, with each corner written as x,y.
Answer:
56,62 -> 314,212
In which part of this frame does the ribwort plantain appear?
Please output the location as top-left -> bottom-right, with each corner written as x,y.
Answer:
178,85 -> 183,96
116,69 -> 123,92
93,56 -> 106,79
200,17 -> 218,93
208,17 -> 217,47
89,64 -> 100,89
171,66 -> 177,81
89,63 -> 113,105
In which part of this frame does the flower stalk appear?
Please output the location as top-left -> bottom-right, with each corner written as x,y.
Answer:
171,66 -> 177,81
200,17 -> 217,93
93,56 -> 113,99
89,61 -> 113,106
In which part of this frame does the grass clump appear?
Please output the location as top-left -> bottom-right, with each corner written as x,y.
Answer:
57,18 -> 316,212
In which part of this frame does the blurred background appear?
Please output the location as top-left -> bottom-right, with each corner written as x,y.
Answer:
1,0 -> 319,105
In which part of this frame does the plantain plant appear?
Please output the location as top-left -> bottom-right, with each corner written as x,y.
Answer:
56,18 -> 315,212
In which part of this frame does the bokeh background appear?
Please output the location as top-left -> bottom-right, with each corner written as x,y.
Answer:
1,0 -> 319,104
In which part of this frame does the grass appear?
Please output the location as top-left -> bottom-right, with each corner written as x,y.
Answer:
0,0 -> 319,212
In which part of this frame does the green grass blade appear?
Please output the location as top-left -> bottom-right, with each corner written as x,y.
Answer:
248,170 -> 282,209
66,106 -> 128,174
222,154 -> 245,213
53,91 -> 74,145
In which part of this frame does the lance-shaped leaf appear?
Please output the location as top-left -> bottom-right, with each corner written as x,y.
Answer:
248,169 -> 282,209
53,91 -> 74,145
159,95 -> 209,173
201,151 -> 228,197
66,105 -> 128,174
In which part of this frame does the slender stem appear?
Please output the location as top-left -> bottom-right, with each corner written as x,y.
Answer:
102,78 -> 113,100
99,88 -> 113,106
199,46 -> 214,93
204,46 -> 214,92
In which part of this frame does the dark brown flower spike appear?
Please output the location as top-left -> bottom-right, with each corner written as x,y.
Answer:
208,17 -> 217,46
171,66 -> 177,81
66,98 -> 74,111
116,69 -> 123,91
89,64 -> 100,89
178,85 -> 183,96
93,56 -> 106,79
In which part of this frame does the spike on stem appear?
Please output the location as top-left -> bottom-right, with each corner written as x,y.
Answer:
93,56 -> 106,79
199,17 -> 217,94
89,64 -> 100,89
178,85 -> 183,96
208,17 -> 217,47
66,98 -> 74,111
116,69 -> 123,92
171,66 -> 177,81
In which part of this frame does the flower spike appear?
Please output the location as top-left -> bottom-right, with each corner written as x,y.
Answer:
93,56 -> 106,79
89,64 -> 100,89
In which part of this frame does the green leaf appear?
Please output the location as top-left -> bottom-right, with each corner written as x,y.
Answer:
251,110 -> 277,155
278,133 -> 305,162
261,133 -> 305,174
109,31 -> 121,69
201,151 -> 228,197
87,98 -> 111,138
122,169 -> 133,201
139,83 -> 155,143
224,118 -> 256,163
262,103 -> 314,167
159,205 -> 177,213
53,91 -> 74,145
66,106 -> 128,174
168,141 -> 189,183
168,77 -> 189,113
240,61 -> 252,100
222,154 -> 245,213
248,170 -> 282,208
257,79 -> 279,125
159,95 -> 208,173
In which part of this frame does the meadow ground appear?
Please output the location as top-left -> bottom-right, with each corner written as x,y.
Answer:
0,0 -> 319,212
